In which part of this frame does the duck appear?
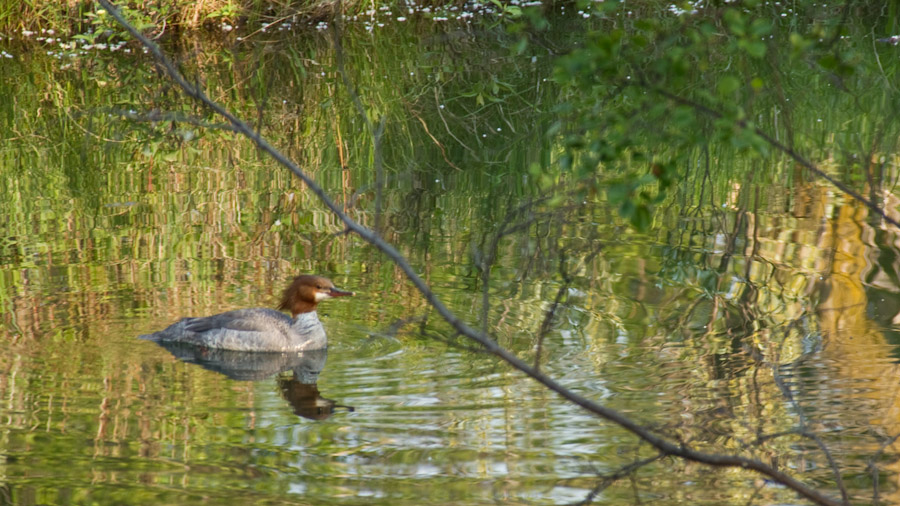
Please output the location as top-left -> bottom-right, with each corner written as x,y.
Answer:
140,275 -> 354,352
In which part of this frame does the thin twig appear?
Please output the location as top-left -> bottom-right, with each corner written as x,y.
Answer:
570,453 -> 665,506
770,325 -> 849,504
534,249 -> 569,371
869,431 -> 900,505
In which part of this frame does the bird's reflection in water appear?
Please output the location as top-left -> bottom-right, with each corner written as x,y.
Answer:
150,342 -> 354,420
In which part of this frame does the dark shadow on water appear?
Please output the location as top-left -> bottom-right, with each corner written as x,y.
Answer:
148,342 -> 354,420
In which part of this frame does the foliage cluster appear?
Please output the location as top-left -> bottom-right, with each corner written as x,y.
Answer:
522,0 -> 900,229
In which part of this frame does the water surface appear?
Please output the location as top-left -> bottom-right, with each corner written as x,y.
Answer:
2,7 -> 900,506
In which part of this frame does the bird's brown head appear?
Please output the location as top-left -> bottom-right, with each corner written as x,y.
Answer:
278,275 -> 354,316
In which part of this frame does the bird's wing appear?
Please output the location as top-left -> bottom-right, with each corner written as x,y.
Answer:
184,309 -> 288,333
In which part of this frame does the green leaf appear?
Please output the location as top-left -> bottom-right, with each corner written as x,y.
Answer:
744,40 -> 766,58
789,32 -> 812,53
635,174 -> 657,186
818,54 -> 838,70
619,199 -> 635,219
539,173 -> 555,188
749,19 -> 773,38
631,204 -> 652,231
717,75 -> 741,96
546,121 -> 562,136
672,106 -> 696,129
514,37 -> 528,54
723,9 -> 745,36
608,183 -> 631,205
632,34 -> 649,48
699,271 -> 718,292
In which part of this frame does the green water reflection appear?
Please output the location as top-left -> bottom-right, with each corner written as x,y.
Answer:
2,8 -> 900,506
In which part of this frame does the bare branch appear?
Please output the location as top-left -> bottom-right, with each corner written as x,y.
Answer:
869,431 -> 900,505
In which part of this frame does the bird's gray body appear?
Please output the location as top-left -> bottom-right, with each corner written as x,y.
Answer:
140,309 -> 327,352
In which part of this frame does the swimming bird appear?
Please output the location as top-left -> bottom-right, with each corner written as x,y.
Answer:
140,275 -> 353,352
